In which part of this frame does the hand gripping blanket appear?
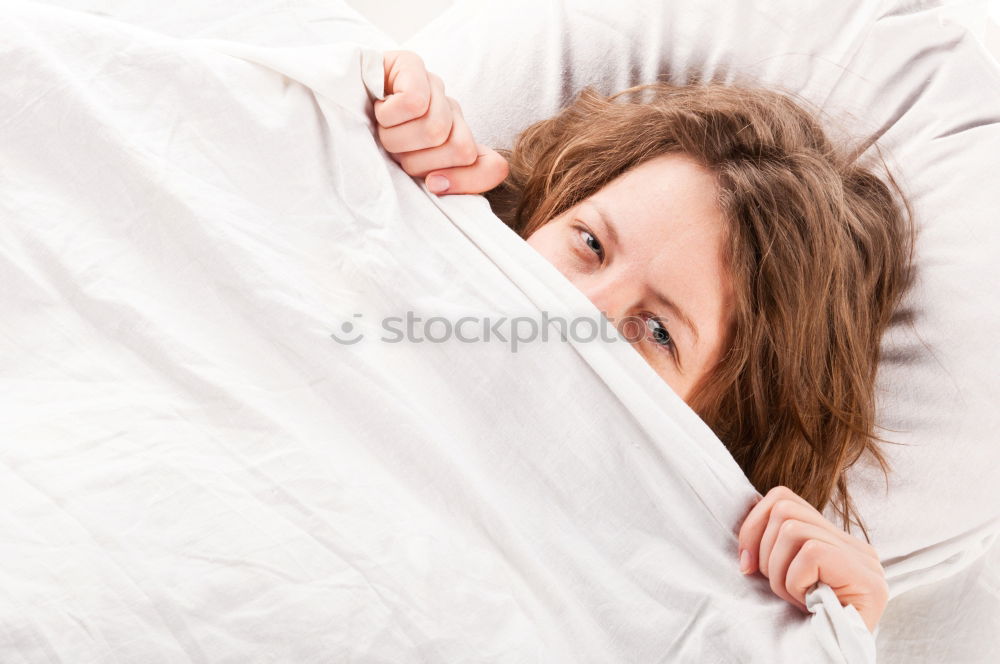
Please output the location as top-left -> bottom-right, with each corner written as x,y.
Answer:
0,3 -> 875,661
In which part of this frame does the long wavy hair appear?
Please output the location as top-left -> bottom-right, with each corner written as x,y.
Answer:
485,83 -> 916,538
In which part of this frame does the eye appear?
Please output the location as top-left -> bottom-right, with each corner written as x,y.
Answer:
577,227 -> 604,261
644,315 -> 674,351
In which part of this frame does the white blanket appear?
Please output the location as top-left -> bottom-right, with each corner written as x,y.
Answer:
403,2 -> 1000,660
0,3 -> 876,661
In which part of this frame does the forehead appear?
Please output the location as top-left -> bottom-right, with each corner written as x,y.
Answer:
590,154 -> 723,238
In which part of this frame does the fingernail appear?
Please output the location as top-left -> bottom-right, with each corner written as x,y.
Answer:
739,549 -> 752,574
427,174 -> 449,194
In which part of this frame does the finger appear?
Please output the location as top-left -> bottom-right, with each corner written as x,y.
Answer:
390,97 -> 474,173
375,51 -> 432,128
764,519 -> 842,610
378,85 -> 460,158
756,498 -> 880,579
785,539 -> 888,632
738,486 -> 812,574
377,74 -> 454,153
425,144 -> 510,196
737,486 -> 877,576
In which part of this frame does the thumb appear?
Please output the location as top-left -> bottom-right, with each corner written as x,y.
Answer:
424,145 -> 509,196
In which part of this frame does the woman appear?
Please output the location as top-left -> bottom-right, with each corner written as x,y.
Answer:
374,50 -> 914,633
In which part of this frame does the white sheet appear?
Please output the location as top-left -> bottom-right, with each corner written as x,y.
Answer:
404,1 -> 1000,659
0,2 -> 879,661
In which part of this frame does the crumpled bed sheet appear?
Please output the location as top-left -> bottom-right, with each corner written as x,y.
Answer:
0,2 -> 884,661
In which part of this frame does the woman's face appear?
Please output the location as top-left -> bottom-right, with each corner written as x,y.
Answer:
526,154 -> 734,402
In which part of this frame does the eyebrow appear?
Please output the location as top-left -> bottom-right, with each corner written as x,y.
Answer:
587,200 -> 701,347
587,200 -> 620,250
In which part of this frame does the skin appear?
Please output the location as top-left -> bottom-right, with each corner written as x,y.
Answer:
375,51 -> 508,194
524,154 -> 733,401
375,49 -> 889,633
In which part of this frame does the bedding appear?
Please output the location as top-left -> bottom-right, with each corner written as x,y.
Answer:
404,1 -> 1000,660
0,1 -> 881,662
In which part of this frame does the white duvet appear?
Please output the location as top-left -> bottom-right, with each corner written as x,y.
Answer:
0,2 -> 882,661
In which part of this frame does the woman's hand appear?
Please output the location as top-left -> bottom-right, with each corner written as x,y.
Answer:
738,486 -> 889,633
375,50 -> 509,196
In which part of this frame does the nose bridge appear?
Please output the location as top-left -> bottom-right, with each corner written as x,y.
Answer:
582,265 -> 636,322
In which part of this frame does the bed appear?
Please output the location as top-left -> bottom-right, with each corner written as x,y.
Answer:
2,0 -> 998,661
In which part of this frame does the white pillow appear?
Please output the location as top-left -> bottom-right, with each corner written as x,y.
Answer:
404,0 -> 1000,644
404,0 -> 887,154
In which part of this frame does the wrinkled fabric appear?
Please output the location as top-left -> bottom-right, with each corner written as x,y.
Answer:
405,1 -> 1000,660
0,2 -> 878,661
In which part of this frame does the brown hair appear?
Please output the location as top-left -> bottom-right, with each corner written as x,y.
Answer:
485,83 -> 915,538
